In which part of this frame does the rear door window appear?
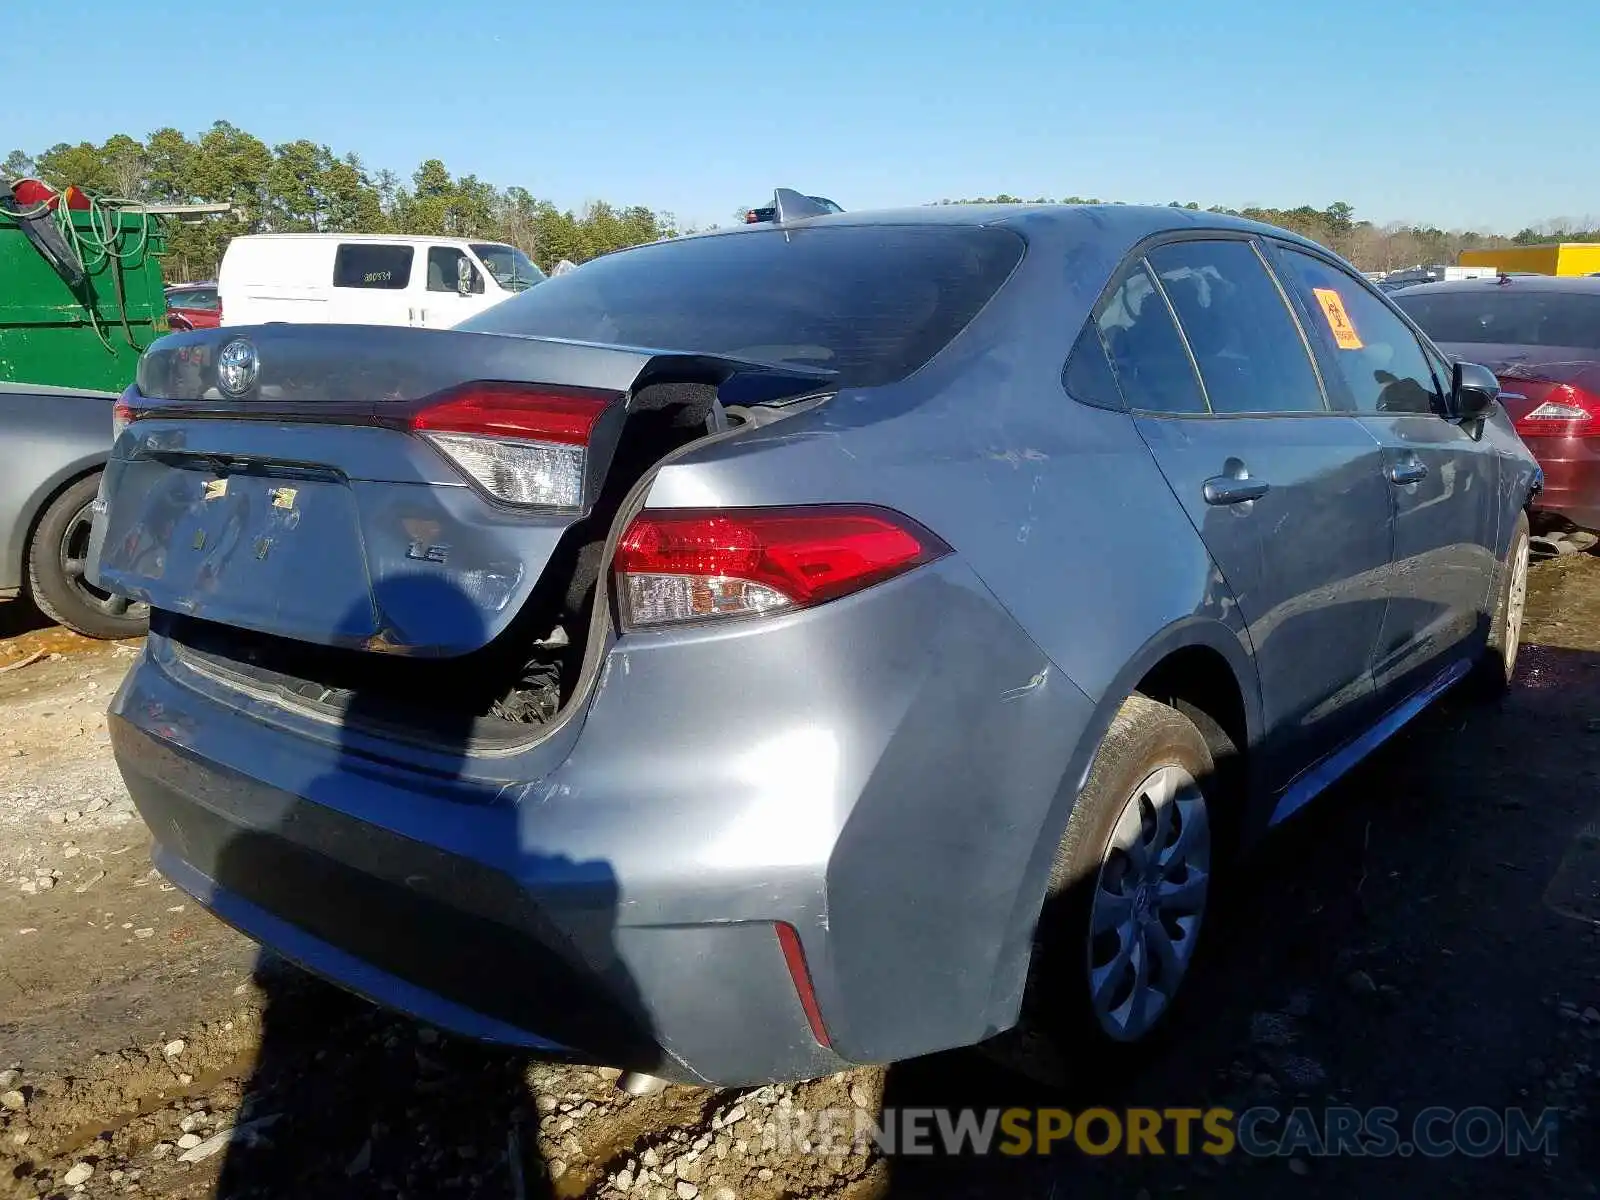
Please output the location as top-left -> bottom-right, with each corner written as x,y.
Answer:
1094,263 -> 1207,414
1145,240 -> 1326,415
459,225 -> 1024,388
1274,247 -> 1441,416
332,244 -> 415,290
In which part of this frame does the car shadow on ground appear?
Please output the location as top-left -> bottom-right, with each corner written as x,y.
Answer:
0,597 -> 54,641
169,579 -> 657,1199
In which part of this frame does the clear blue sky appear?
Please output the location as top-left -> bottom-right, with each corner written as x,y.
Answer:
3,0 -> 1595,233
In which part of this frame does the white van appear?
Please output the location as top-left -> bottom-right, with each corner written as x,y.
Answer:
218,233 -> 545,328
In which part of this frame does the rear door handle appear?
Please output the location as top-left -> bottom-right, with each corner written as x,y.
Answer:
1203,476 -> 1270,506
1386,457 -> 1428,486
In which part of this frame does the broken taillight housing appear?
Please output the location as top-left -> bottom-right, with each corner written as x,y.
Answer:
614,506 -> 949,629
410,383 -> 615,508
112,398 -> 137,441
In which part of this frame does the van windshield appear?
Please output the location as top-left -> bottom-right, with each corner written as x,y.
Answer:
471,244 -> 546,292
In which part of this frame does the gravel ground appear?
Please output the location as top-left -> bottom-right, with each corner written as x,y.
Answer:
2,556 -> 1600,1199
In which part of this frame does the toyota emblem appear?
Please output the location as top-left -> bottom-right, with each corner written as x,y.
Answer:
217,339 -> 260,397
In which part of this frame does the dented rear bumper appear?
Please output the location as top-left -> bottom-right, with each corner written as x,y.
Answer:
110,556 -> 1094,1085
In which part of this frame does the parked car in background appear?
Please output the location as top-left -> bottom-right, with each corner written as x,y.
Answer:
218,234 -> 545,329
165,281 -> 221,331
1395,275 -> 1600,532
0,382 -> 147,639
92,203 -> 1536,1088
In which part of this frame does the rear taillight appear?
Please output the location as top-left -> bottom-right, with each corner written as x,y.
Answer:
1512,380 -> 1600,436
409,383 -> 615,508
112,399 -> 136,441
614,506 -> 948,629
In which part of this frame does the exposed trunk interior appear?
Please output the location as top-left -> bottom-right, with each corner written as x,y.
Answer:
158,377 -> 816,748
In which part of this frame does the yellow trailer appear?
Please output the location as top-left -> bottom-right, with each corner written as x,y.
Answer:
1458,243 -> 1600,276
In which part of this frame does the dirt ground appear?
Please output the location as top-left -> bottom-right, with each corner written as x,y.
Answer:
2,558 -> 1599,1199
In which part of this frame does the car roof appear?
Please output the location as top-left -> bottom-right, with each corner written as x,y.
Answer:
1395,275 -> 1600,297
672,202 -> 1328,253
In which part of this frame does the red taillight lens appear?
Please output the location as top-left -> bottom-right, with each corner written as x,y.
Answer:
1510,380 -> 1600,437
614,506 -> 948,628
409,383 -> 616,508
112,399 -> 137,441
410,382 -> 612,444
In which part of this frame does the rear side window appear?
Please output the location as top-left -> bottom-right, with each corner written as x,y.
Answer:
1276,247 -> 1440,416
1061,324 -> 1124,410
333,244 -> 415,290
1146,240 -> 1325,415
1394,288 -> 1600,352
1095,263 -> 1206,414
459,225 -> 1024,388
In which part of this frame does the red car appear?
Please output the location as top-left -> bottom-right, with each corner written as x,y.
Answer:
165,281 -> 221,331
1396,276 -> 1600,532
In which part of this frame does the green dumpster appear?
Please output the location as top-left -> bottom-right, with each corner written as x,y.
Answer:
0,202 -> 169,393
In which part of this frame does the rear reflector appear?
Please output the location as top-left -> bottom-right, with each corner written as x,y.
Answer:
410,383 -> 615,508
615,506 -> 947,629
775,922 -> 831,1047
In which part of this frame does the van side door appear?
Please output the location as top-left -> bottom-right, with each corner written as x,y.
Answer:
418,245 -> 486,328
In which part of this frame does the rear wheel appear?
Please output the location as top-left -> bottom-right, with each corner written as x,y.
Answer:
985,694 -> 1219,1084
26,474 -> 149,640
1475,510 -> 1530,695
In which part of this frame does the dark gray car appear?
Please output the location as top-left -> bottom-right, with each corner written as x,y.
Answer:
90,204 -> 1538,1087
0,383 -> 148,638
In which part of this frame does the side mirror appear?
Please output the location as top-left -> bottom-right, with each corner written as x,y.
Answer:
456,256 -> 473,297
1450,361 -> 1500,421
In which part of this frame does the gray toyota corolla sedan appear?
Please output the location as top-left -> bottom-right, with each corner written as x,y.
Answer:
89,198 -> 1539,1088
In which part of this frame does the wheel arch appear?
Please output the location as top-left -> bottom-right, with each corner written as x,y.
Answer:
982,615 -> 1261,1032
11,455 -> 108,597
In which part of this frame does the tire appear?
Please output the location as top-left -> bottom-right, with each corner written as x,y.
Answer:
983,694 -> 1220,1086
1474,510 -> 1530,696
25,474 -> 149,640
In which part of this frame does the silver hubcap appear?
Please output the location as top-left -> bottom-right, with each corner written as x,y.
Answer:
1505,535 -> 1529,670
1087,764 -> 1210,1042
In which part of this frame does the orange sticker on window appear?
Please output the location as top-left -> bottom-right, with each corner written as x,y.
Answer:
1312,287 -> 1364,350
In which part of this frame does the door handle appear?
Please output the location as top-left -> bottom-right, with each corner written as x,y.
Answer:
1386,457 -> 1429,486
1203,476 -> 1270,506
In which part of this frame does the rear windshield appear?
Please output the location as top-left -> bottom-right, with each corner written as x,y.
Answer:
459,225 -> 1025,387
1395,288 -> 1600,351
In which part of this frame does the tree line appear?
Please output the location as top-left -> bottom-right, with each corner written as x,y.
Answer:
4,123 -> 682,280
938,197 -> 1600,273
6,124 -> 1596,280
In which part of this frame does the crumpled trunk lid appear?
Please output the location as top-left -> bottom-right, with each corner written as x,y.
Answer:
88,324 -> 829,656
